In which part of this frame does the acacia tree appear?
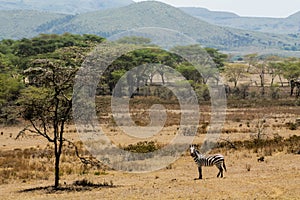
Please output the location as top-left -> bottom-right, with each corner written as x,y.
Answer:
18,59 -> 78,188
224,63 -> 248,88
176,63 -> 202,84
244,53 -> 258,72
263,55 -> 282,87
204,47 -> 228,70
256,62 -> 266,95
172,45 -> 222,84
281,61 -> 300,81
267,61 -> 284,86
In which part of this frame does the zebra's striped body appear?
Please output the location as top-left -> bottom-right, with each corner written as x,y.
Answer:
190,145 -> 226,179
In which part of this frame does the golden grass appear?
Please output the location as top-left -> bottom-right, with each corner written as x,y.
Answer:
1,97 -> 300,199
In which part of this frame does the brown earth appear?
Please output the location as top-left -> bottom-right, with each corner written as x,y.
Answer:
1,149 -> 299,200
1,98 -> 300,199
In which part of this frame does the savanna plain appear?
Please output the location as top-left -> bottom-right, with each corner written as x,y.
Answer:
0,94 -> 300,200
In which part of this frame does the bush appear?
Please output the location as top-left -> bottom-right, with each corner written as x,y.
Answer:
286,122 -> 298,130
73,179 -> 113,187
270,85 -> 280,99
193,84 -> 210,101
216,135 -> 300,154
123,141 -> 161,153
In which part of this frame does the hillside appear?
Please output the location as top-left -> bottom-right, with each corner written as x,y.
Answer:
180,7 -> 300,34
0,0 -> 134,14
0,10 -> 66,40
0,1 -> 300,55
46,2 -> 220,41
180,7 -> 239,21
42,1 -> 300,54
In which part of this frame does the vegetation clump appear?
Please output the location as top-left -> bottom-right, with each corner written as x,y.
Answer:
123,141 -> 161,153
217,135 -> 300,155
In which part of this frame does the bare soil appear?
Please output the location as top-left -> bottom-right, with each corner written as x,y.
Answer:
1,150 -> 299,200
1,98 -> 300,199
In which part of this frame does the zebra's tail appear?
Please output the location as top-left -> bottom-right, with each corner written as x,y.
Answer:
223,160 -> 227,172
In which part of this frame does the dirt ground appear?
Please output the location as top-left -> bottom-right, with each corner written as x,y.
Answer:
1,149 -> 299,200
1,103 -> 300,199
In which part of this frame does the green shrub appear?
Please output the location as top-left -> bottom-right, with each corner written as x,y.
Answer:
123,141 -> 161,153
286,122 -> 298,130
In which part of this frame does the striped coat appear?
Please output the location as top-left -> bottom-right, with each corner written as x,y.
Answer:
190,145 -> 226,179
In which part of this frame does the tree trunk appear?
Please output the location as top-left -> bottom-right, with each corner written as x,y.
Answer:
260,72 -> 264,87
278,75 -> 283,87
54,141 -> 60,188
160,73 -> 165,85
260,70 -> 265,96
54,122 -> 64,189
270,76 -> 275,86
54,158 -> 60,188
54,138 -> 63,188
234,80 -> 237,88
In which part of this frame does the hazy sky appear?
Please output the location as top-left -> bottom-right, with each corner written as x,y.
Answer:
133,0 -> 300,18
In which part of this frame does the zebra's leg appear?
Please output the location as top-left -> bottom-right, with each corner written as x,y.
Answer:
198,166 -> 202,179
291,80 -> 295,96
217,166 -> 223,178
220,167 -> 223,178
291,86 -> 294,96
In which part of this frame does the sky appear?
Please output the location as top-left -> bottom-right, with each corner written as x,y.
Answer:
133,0 -> 300,18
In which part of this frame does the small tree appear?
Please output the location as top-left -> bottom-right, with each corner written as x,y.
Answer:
244,53 -> 258,72
18,59 -> 77,188
282,61 -> 300,81
251,117 -> 267,143
224,63 -> 248,88
204,47 -> 228,70
268,62 -> 285,87
256,62 -> 266,96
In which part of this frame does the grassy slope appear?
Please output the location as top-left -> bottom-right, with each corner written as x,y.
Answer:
50,1 -> 300,53
0,1 -> 299,55
0,0 -> 134,14
180,7 -> 300,34
0,10 -> 66,39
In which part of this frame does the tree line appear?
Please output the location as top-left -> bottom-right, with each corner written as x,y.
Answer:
224,54 -> 300,98
1,33 -> 300,125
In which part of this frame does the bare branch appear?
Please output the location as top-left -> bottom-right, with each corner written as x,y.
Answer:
30,119 -> 54,142
219,137 -> 237,150
62,138 -> 104,168
16,125 -> 38,140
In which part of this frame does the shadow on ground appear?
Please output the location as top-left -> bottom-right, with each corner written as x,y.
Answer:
19,179 -> 116,194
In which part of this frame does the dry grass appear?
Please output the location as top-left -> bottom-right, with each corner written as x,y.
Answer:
1,150 -> 299,200
1,96 -> 300,199
0,142 -> 107,185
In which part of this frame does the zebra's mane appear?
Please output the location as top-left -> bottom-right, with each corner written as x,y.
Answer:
193,148 -> 205,158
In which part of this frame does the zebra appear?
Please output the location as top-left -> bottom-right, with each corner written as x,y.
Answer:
189,145 -> 226,179
290,79 -> 300,97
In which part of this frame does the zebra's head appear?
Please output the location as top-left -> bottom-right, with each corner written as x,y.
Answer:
190,145 -> 196,157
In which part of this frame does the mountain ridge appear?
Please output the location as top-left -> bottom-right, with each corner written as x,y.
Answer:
1,0 -> 299,35
180,7 -> 300,34
0,1 -> 299,55
43,1 -> 300,54
0,0 -> 134,14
